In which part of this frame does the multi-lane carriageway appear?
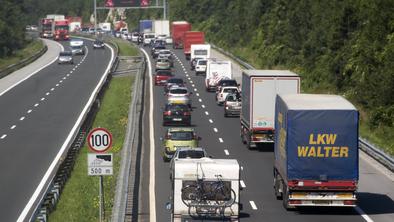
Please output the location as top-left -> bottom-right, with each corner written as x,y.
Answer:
0,38 -> 113,221
140,45 -> 394,222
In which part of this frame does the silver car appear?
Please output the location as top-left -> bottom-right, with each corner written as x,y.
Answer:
166,86 -> 192,108
155,58 -> 171,71
224,93 -> 242,117
58,51 -> 73,64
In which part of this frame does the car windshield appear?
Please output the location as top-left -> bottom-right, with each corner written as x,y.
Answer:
145,34 -> 155,38
220,80 -> 237,86
198,60 -> 207,65
178,150 -> 205,158
168,79 -> 183,84
157,70 -> 172,76
160,50 -> 171,55
223,88 -> 238,93
157,59 -> 169,63
60,52 -> 72,56
71,46 -> 82,49
166,104 -> 189,112
169,131 -> 194,140
170,88 -> 188,94
226,95 -> 237,102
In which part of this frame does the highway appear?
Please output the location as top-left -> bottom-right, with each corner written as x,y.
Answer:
139,45 -> 394,222
0,38 -> 113,221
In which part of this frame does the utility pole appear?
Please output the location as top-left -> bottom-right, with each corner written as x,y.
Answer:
94,0 -> 97,32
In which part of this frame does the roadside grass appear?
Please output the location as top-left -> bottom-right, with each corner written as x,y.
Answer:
0,39 -> 44,70
49,39 -> 138,221
111,38 -> 140,56
49,75 -> 134,222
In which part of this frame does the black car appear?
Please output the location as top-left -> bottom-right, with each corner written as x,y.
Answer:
164,78 -> 185,92
216,79 -> 239,92
162,104 -> 191,126
151,42 -> 166,58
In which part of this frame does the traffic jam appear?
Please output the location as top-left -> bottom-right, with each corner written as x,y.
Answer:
142,20 -> 359,221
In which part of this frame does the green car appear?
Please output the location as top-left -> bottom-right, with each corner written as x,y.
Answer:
162,128 -> 200,161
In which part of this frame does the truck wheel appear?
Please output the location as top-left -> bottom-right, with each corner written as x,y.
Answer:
240,131 -> 246,144
282,183 -> 294,210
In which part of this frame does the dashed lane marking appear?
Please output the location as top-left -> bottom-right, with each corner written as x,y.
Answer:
214,128 -> 218,132
46,92 -> 50,96
50,88 -> 54,91
1,134 -> 7,139
196,93 -> 200,96
205,111 -> 209,115
209,119 -> 213,123
20,117 -> 25,121
240,180 -> 246,188
224,149 -> 229,155
10,125 -> 16,130
198,99 -> 202,102
202,105 -> 205,108
34,103 -> 39,107
250,201 -> 258,210
27,109 -> 32,114
219,138 -> 223,143
194,88 -> 197,92
41,98 -> 45,101
56,84 -> 59,86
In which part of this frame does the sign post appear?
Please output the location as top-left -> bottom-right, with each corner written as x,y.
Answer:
87,128 -> 113,222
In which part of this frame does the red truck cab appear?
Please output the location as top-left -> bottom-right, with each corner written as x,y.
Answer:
53,20 -> 70,41
171,21 -> 191,49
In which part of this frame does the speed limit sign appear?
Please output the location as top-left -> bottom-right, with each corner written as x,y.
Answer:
87,128 -> 113,153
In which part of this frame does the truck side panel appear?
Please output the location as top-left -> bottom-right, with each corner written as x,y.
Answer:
241,73 -> 251,128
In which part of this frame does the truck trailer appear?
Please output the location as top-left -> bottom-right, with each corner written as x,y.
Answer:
153,20 -> 170,36
169,158 -> 240,221
240,70 -> 300,148
139,20 -> 153,33
273,94 -> 359,209
190,44 -> 211,61
183,31 -> 205,60
205,59 -> 232,91
171,21 -> 191,49
39,18 -> 53,38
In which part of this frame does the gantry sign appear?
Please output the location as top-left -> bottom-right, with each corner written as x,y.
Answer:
105,0 -> 150,7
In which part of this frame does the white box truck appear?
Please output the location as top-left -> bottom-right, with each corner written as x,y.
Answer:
168,158 -> 240,222
240,70 -> 300,148
191,44 -> 211,61
205,59 -> 232,91
153,20 -> 170,36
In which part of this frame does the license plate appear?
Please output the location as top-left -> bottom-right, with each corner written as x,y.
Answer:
312,200 -> 331,204
173,118 -> 182,121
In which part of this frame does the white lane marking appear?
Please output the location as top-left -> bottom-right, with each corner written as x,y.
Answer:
63,77 -> 67,80
241,166 -> 244,171
192,84 -> 195,87
214,128 -> 218,132
198,98 -> 202,102
17,38 -> 108,222
59,80 -> 63,83
240,180 -> 246,188
194,88 -> 197,92
202,105 -> 205,108
189,81 -> 193,84
20,117 -> 25,121
46,92 -> 50,96
27,109 -> 32,113
56,84 -> 59,87
188,77 -> 191,80
70,70 -> 73,73
190,81 -> 193,84
41,97 -> 45,101
355,206 -> 374,222
140,48 -> 156,222
224,149 -> 229,155
219,138 -> 223,143
34,103 -> 39,107
186,74 -> 189,77
0,41 -> 64,97
67,74 -> 70,77
209,119 -> 213,123
73,68 -> 76,71
196,93 -> 199,96
205,111 -> 209,115
0,134 -> 6,139
250,201 -> 258,210
50,88 -> 55,91
10,125 -> 16,130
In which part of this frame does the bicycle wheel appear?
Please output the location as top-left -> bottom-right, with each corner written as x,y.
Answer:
181,185 -> 198,207
215,186 -> 236,207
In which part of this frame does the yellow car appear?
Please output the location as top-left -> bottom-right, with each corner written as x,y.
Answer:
162,128 -> 200,161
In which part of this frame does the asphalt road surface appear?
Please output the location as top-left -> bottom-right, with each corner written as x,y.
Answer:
140,45 -> 394,222
0,38 -> 113,221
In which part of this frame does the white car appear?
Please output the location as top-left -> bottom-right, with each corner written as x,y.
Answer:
195,59 -> 207,75
216,86 -> 239,105
143,33 -> 156,46
165,37 -> 173,45
169,147 -> 208,180
131,32 -> 139,42
167,86 -> 192,108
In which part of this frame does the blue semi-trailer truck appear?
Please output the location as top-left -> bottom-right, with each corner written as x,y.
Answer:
139,20 -> 153,33
273,94 -> 359,209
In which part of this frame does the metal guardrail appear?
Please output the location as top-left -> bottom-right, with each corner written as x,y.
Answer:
32,36 -> 119,222
0,40 -> 47,79
211,42 -> 394,172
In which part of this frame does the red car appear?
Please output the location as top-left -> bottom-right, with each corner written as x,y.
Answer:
154,70 -> 173,86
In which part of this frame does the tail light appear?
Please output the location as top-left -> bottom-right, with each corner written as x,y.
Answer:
164,111 -> 171,116
183,112 -> 191,116
344,200 -> 355,205
252,136 -> 260,141
289,200 -> 301,205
